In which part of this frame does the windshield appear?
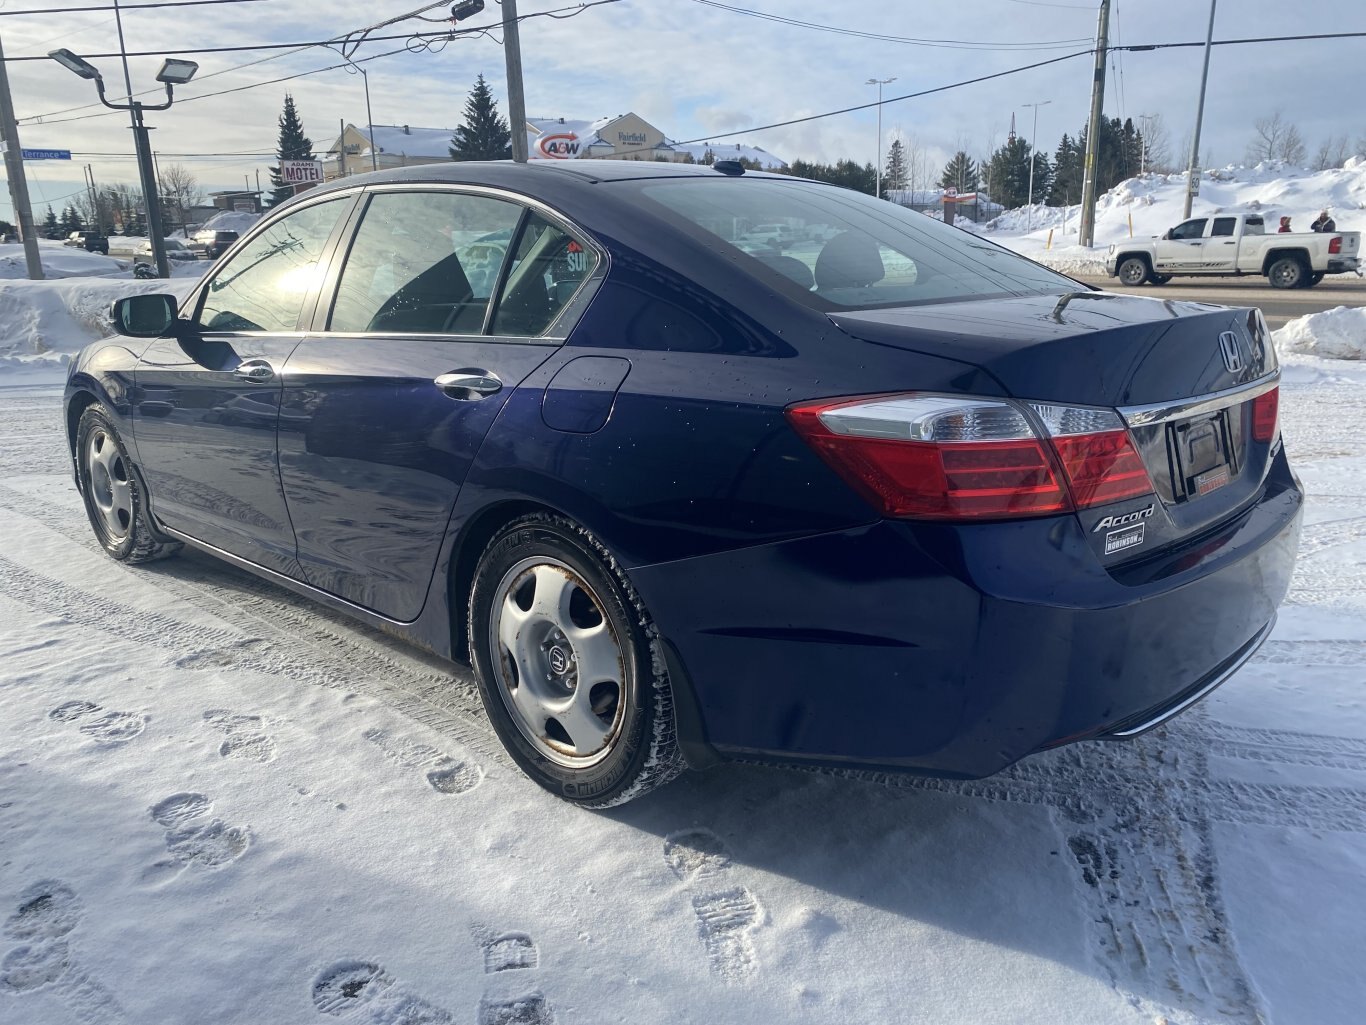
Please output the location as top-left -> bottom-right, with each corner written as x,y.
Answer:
630,177 -> 1077,310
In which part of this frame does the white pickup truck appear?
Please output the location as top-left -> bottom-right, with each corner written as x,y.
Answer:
1105,213 -> 1361,289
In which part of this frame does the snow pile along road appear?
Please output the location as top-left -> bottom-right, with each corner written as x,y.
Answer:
0,277 -> 198,376
0,242 -> 126,280
1275,305 -> 1366,360
983,157 -> 1366,271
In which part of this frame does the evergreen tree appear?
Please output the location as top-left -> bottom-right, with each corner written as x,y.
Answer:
59,205 -> 84,234
267,94 -> 315,209
938,151 -> 980,194
42,205 -> 61,239
449,74 -> 512,161
986,138 -> 1050,209
1048,134 -> 1083,206
884,140 -> 908,193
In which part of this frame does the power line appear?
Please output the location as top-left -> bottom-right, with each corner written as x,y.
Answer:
0,0 -> 268,15
1115,30 -> 1366,51
18,0 -> 621,126
7,28 -> 476,60
690,0 -> 1093,51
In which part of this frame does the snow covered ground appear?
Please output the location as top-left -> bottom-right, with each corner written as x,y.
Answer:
1,294 -> 1365,1024
1275,305 -> 1366,360
979,158 -> 1366,277
0,242 -> 127,281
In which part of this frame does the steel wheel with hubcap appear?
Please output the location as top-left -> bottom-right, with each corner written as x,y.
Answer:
468,514 -> 685,806
75,404 -> 179,563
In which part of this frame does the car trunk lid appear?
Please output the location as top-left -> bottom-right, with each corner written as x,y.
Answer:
828,290 -> 1281,561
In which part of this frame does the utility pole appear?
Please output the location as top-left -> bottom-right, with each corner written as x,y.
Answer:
0,35 -> 45,279
1183,0 -> 1217,219
502,0 -> 528,162
337,118 -> 347,177
1077,0 -> 1110,248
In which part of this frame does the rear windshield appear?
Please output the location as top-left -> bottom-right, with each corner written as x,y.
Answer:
631,177 -> 1077,310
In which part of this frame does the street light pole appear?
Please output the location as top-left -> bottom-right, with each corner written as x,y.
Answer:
326,46 -> 379,172
1183,0 -> 1218,219
49,49 -> 197,278
866,76 -> 896,199
1022,100 -> 1051,230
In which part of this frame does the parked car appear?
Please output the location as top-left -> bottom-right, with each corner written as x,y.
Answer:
131,239 -> 198,265
64,230 -> 109,255
1107,212 -> 1361,288
190,228 -> 239,259
63,162 -> 1301,807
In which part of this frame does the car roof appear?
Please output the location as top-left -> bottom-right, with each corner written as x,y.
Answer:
299,158 -> 792,203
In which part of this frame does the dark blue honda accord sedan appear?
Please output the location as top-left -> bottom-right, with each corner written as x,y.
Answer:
64,160 -> 1301,806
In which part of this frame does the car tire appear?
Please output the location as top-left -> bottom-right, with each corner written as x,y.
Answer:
1117,257 -> 1150,286
1268,256 -> 1306,289
75,405 -> 180,563
468,513 -> 686,807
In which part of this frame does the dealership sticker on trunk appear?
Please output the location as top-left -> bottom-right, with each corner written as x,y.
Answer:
1104,522 -> 1146,556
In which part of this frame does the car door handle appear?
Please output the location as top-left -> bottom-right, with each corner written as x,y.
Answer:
234,359 -> 275,383
435,370 -> 503,400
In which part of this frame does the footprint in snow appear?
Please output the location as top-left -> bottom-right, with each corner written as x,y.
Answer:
142,793 -> 249,884
472,927 -> 554,1025
362,727 -> 483,795
0,881 -> 125,1022
49,700 -> 146,745
311,958 -> 452,1023
203,709 -> 278,762
662,829 -> 764,983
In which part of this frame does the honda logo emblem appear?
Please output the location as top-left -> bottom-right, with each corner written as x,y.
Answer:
1218,331 -> 1244,373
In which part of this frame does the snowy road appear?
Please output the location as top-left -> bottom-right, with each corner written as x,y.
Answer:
2,365 -> 1365,1025
1078,275 -> 1366,330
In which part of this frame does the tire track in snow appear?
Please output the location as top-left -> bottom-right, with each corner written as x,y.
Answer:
0,479 -> 498,765
0,545 -> 502,773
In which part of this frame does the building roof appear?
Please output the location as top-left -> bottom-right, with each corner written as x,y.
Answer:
360,124 -> 455,159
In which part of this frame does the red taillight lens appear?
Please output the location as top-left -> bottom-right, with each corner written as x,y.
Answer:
1050,430 -> 1153,507
1329,236 -> 1343,255
787,393 -> 1155,521
1252,386 -> 1279,442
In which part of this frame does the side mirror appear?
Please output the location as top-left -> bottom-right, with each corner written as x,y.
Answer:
111,293 -> 178,338
1162,228 -> 1173,240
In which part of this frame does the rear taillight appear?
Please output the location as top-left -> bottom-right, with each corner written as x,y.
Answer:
1329,236 -> 1343,255
786,393 -> 1154,521
1252,386 -> 1279,443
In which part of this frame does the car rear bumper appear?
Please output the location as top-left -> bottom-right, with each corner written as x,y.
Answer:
630,460 -> 1302,778
1327,258 -> 1360,274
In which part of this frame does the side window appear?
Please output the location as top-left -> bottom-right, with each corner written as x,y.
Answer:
1210,217 -> 1238,237
1244,217 -> 1265,235
490,213 -> 597,337
1170,219 -> 1207,241
329,191 -> 522,335
197,199 -> 348,332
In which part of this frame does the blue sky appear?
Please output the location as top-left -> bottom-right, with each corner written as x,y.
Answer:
1,0 -> 1362,219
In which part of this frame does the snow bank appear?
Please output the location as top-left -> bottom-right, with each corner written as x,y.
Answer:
0,277 -> 199,376
0,241 -> 126,280
1274,306 -> 1366,360
986,160 -> 1366,268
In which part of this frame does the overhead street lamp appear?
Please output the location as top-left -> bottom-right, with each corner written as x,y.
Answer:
866,77 -> 896,199
1022,99 -> 1052,231
48,47 -> 198,278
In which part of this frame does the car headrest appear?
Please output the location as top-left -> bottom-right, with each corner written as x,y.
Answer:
814,231 -> 886,290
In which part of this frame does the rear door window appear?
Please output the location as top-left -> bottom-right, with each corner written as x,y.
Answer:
1210,217 -> 1238,237
329,191 -> 522,335
490,213 -> 597,337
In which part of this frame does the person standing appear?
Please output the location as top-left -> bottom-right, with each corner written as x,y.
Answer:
1278,216 -> 1292,233
1311,209 -> 1337,232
